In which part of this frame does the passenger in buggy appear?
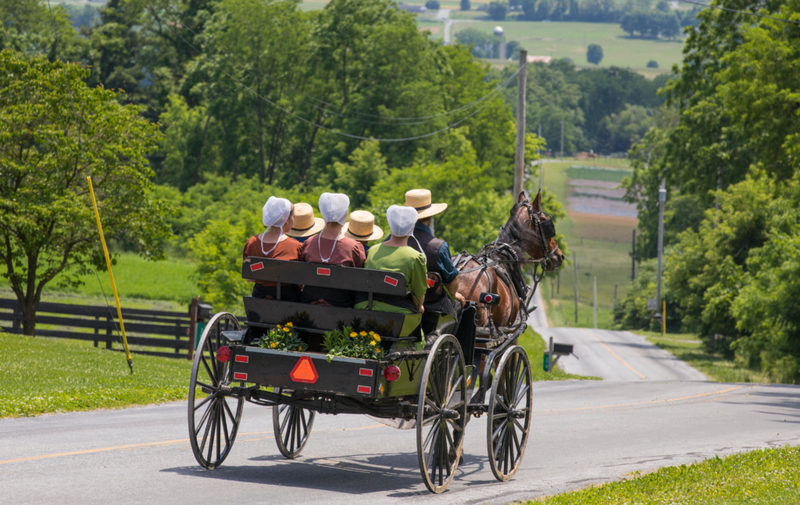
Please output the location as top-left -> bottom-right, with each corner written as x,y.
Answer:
354,205 -> 427,314
243,196 -> 303,301
343,210 -> 384,253
286,202 -> 324,243
299,193 -> 367,307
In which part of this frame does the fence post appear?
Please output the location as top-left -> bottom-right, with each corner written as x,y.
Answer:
94,315 -> 99,347
175,320 -> 181,355
106,314 -> 113,350
188,297 -> 198,361
12,300 -> 21,334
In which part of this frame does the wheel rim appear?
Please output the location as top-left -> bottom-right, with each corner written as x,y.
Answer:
417,335 -> 467,494
273,397 -> 315,459
188,312 -> 244,469
486,345 -> 532,481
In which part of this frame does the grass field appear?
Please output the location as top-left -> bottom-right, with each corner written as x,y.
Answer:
530,445 -> 800,504
0,252 -> 197,305
452,21 -> 682,73
538,159 -> 635,329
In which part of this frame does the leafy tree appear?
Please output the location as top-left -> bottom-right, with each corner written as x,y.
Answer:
0,51 -> 170,335
455,27 -> 499,58
535,0 -> 551,20
333,141 -> 389,209
487,1 -> 508,20
601,104 -> 654,153
461,0 -> 471,10
655,0 -> 670,12
425,0 -> 441,9
647,60 -> 658,68
586,43 -> 603,64
520,0 -> 536,19
505,40 -> 520,59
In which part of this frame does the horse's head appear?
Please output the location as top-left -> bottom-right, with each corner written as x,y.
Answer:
510,190 -> 565,271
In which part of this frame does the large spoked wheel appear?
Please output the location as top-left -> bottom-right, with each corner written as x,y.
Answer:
272,394 -> 316,459
416,334 -> 468,494
188,312 -> 244,469
487,345 -> 532,481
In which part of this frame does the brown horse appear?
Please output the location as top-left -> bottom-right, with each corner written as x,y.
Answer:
455,191 -> 564,328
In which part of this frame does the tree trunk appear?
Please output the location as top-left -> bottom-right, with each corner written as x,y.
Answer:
21,254 -> 40,336
21,300 -> 37,336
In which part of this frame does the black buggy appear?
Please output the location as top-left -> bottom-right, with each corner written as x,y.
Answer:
188,257 -> 533,493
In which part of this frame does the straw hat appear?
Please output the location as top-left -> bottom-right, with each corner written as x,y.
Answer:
405,189 -> 447,220
343,210 -> 384,241
286,203 -> 324,237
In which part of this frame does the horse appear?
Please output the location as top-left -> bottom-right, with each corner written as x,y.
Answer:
454,190 -> 565,329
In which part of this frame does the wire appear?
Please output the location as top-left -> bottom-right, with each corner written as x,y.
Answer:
154,10 -> 522,142
90,269 -> 123,345
678,0 -> 800,25
161,7 -> 522,124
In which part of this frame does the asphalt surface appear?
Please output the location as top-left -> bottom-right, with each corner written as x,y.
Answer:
3,297 -> 799,504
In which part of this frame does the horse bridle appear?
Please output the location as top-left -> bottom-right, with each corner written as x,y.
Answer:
520,201 -> 559,268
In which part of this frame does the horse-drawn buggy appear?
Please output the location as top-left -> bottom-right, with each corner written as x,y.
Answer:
187,193 -> 563,494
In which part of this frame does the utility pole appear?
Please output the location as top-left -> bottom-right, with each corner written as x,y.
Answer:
560,120 -> 564,160
631,229 -> 636,281
655,178 -> 666,321
514,50 -> 527,199
613,283 -> 618,311
593,276 -> 597,329
573,252 -> 578,324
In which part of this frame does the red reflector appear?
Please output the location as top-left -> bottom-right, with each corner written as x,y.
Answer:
234,355 -> 249,363
357,385 -> 371,394
427,279 -> 435,288
290,356 -> 319,384
233,372 -> 248,381
359,368 -> 373,377
384,365 -> 401,382
384,276 -> 398,287
317,267 -> 331,276
216,346 -> 231,363
484,295 -> 492,303
250,262 -> 264,272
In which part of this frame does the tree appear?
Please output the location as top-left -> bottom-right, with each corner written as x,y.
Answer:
0,51 -> 170,335
601,104 -> 654,152
487,1 -> 508,20
455,27 -> 499,58
461,0 -> 471,10
426,0 -> 441,9
586,43 -> 603,64
647,59 -> 658,68
333,141 -> 389,209
520,0 -> 536,19
656,0 -> 670,11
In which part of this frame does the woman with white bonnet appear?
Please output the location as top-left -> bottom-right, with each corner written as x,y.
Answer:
353,206 -> 427,314
242,196 -> 302,301
299,192 -> 366,307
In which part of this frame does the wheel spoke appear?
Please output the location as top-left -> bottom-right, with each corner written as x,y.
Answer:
514,383 -> 530,406
193,393 -> 213,411
444,374 -> 463,405
424,396 -> 441,414
215,407 -> 222,462
200,354 -> 217,385
195,397 -> 215,436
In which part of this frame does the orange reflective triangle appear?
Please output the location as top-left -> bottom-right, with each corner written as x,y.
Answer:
290,356 -> 318,384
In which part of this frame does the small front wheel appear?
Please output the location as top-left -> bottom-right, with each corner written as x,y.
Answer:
486,345 -> 532,481
188,312 -> 244,469
273,398 -> 315,459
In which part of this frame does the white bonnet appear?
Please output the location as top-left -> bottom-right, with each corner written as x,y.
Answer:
319,192 -> 349,226
386,205 -> 418,237
262,196 -> 292,228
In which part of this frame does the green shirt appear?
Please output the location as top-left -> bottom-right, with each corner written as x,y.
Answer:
354,243 -> 427,314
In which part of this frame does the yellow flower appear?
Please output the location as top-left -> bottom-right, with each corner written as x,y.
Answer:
368,331 -> 375,336
360,331 -> 368,337
373,335 -> 381,343
270,342 -> 277,349
286,322 -> 293,327
350,332 -> 357,338
283,327 -> 290,332
370,341 -> 376,347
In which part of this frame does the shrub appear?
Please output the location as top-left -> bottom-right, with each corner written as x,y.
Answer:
487,1 -> 508,20
647,60 -> 659,68
461,0 -> 471,10
586,43 -> 603,64
425,0 -> 440,9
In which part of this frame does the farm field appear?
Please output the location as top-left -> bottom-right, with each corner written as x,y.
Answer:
536,159 -> 635,329
452,20 -> 682,72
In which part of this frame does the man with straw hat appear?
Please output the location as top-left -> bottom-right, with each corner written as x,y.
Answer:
286,203 -> 324,243
403,189 -> 465,313
343,210 -> 383,252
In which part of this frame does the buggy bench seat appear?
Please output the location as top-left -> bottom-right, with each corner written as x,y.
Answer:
242,257 -> 420,339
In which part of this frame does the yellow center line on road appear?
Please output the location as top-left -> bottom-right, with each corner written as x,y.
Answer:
0,424 -> 387,466
534,385 -> 746,414
579,328 -> 647,379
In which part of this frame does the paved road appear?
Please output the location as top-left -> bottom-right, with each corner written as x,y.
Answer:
3,382 -> 799,504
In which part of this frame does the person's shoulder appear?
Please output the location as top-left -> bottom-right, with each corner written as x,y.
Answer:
339,236 -> 361,250
284,236 -> 303,251
245,235 -> 259,246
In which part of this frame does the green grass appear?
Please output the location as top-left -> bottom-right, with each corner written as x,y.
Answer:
529,445 -> 800,504
518,327 -> 595,380
452,20 -> 682,74
539,161 -> 635,329
634,330 -> 770,384
0,333 -> 192,418
565,165 -> 631,182
0,252 -> 197,304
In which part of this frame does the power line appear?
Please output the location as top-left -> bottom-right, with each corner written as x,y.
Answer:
155,7 -> 520,125
153,9 -> 520,142
679,0 -> 800,25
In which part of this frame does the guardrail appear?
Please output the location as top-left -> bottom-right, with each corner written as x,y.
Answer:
0,298 -> 192,359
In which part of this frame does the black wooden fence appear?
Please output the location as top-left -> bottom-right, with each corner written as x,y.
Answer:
0,298 -> 194,359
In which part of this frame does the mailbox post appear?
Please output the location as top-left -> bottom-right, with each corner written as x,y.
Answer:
187,297 -> 213,360
544,336 -> 575,372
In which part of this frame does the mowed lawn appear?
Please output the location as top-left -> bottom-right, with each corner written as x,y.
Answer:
537,159 -> 635,329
